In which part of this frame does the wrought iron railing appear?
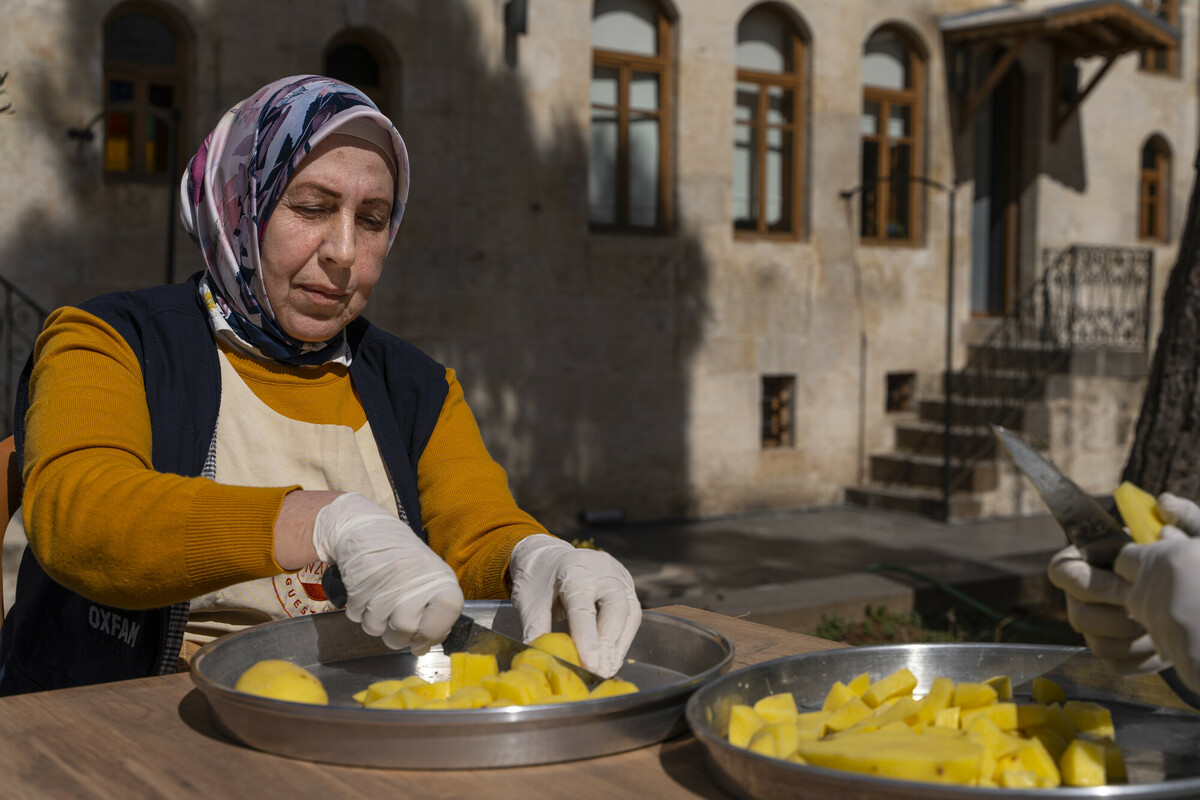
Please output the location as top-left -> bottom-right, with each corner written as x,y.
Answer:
940,244 -> 1153,504
0,275 -> 48,438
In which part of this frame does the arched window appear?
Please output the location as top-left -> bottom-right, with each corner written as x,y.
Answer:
860,27 -> 925,244
103,4 -> 187,176
324,30 -> 395,118
1140,0 -> 1179,76
589,0 -> 673,232
1140,136 -> 1171,242
733,4 -> 806,237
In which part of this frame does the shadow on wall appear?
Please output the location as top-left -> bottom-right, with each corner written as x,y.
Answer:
378,1 -> 711,533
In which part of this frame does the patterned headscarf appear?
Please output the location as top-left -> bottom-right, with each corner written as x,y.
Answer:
180,75 -> 410,365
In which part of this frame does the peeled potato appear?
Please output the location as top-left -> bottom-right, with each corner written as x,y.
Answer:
529,632 -> 582,666
1113,481 -> 1165,544
235,659 -> 328,705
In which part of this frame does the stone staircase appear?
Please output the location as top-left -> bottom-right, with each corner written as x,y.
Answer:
845,343 -> 1147,521
847,243 -> 1157,521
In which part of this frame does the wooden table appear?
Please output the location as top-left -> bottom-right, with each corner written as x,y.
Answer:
0,605 -> 845,798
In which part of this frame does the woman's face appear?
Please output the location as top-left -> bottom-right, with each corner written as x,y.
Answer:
260,133 -> 395,343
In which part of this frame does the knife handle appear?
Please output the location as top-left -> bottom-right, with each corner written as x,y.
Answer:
322,565 -> 348,609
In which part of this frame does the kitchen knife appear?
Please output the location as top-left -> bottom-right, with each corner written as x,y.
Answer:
991,423 -> 1200,710
991,424 -> 1131,568
321,564 -> 605,688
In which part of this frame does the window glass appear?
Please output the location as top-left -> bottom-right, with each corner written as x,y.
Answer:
733,120 -> 757,227
106,13 -> 175,64
591,65 -> 619,107
736,7 -> 789,73
735,82 -> 757,122
592,0 -> 658,55
629,72 -> 659,112
628,114 -> 660,227
765,128 -> 789,227
766,86 -> 791,126
860,100 -> 880,136
863,32 -> 910,90
860,140 -> 880,237
887,105 -> 911,138
589,110 -> 619,225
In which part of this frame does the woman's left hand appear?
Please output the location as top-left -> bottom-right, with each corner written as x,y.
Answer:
1115,528 -> 1200,693
509,534 -> 642,678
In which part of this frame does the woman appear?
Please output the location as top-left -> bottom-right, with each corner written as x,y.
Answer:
0,76 -> 640,695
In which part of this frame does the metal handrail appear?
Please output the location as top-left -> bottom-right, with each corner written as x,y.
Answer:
0,274 -> 48,437
939,244 -> 1153,504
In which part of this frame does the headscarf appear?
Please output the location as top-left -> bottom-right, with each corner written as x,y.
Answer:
180,75 -> 410,365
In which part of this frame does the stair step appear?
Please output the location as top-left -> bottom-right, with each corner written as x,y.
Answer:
965,344 -> 1071,373
918,398 -> 1026,428
944,370 -> 1048,399
895,422 -> 998,458
844,485 -> 983,521
869,453 -> 998,492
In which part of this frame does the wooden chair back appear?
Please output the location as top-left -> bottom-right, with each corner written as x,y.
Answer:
0,435 -> 18,625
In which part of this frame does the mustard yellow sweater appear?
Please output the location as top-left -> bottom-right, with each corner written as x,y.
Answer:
21,307 -> 548,609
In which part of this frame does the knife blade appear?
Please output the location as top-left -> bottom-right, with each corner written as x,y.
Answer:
991,424 -> 1131,568
321,564 -> 605,688
991,424 -> 1200,711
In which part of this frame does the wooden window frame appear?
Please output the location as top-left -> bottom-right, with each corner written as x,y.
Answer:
1139,139 -> 1170,242
103,2 -> 188,181
860,34 -> 925,247
734,32 -> 806,239
1140,0 -> 1180,77
590,12 -> 673,234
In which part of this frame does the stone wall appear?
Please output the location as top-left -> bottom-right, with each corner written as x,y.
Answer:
0,0 -> 1193,531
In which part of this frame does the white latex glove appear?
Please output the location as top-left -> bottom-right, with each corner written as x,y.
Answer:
1115,527 -> 1200,693
312,493 -> 464,653
1047,544 -> 1166,675
509,534 -> 642,678
1157,492 -> 1200,537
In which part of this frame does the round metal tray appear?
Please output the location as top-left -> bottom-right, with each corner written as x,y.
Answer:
686,643 -> 1200,799
190,600 -> 733,769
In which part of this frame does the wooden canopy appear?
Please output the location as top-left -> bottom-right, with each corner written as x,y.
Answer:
941,0 -> 1178,59
940,1 -> 1180,139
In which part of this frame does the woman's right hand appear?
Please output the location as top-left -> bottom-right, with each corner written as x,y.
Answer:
310,492 -> 464,653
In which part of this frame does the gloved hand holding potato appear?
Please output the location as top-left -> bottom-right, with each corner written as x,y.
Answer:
1050,486 -> 1200,691
509,534 -> 642,678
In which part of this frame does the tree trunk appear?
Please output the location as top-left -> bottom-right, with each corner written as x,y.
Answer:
1124,154 -> 1200,494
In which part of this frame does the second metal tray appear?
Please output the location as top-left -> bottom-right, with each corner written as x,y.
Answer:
190,601 -> 733,769
686,643 -> 1200,799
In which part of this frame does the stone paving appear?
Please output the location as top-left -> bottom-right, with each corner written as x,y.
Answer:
585,505 -> 1067,635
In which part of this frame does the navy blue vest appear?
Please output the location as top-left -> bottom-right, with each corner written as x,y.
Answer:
0,274 -> 448,695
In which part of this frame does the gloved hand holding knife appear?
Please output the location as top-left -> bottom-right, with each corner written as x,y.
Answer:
1050,493 -> 1200,693
315,494 -> 642,677
993,425 -> 1200,704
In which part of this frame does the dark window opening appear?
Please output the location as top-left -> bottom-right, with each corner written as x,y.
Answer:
887,372 -> 916,413
761,375 -> 795,448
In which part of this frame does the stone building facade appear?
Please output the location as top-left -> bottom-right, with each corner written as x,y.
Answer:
0,0 -> 1193,531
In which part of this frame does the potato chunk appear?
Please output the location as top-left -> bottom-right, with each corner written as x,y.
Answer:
529,632 -> 582,666
1060,738 -> 1106,787
753,692 -> 800,724
1113,481 -> 1165,544
795,730 -> 985,785
862,668 -> 918,708
1063,700 -> 1115,738
728,704 -> 767,749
